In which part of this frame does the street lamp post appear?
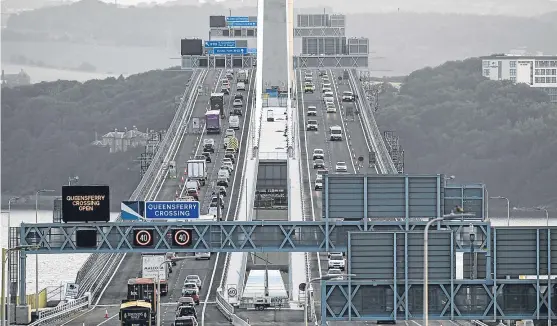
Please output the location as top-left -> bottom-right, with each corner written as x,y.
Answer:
2,245 -> 39,326
513,206 -> 550,226
490,196 -> 510,226
3,196 -> 19,326
443,175 -> 455,186
424,213 -> 475,325
34,189 -> 54,315
67,176 -> 79,186
300,273 -> 356,326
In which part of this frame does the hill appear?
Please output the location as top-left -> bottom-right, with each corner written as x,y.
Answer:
1,68 -> 192,210
2,1 -> 557,76
375,57 -> 557,209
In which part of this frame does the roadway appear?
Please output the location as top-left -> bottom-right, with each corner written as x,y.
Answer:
203,69 -> 256,325
61,69 -> 254,325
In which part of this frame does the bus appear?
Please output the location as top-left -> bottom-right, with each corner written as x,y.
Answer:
119,300 -> 151,326
127,278 -> 158,321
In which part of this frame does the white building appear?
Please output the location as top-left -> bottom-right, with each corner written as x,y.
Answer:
480,54 -> 557,103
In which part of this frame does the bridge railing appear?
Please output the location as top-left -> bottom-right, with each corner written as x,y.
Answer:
74,70 -> 205,300
348,69 -> 397,174
34,70 -> 207,324
28,293 -> 91,326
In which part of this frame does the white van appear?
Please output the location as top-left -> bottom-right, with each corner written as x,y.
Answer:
237,82 -> 246,91
195,252 -> 211,260
228,115 -> 240,130
218,168 -> 230,180
329,125 -> 343,141
266,109 -> 274,122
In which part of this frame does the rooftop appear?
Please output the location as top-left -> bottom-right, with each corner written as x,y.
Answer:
481,54 -> 557,60
258,106 -> 289,160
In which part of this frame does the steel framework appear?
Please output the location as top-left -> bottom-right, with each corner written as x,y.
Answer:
14,220 -> 557,322
294,27 -> 345,37
181,55 -> 256,70
209,28 -> 257,38
293,55 -> 368,69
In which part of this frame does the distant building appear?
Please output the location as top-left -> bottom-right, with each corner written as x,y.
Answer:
480,54 -> 557,103
95,126 -> 149,153
1,69 -> 31,87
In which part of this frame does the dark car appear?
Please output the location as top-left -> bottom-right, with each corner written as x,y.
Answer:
201,152 -> 211,163
230,108 -> 242,116
224,153 -> 236,164
176,305 -> 197,319
221,87 -> 229,95
234,93 -> 244,100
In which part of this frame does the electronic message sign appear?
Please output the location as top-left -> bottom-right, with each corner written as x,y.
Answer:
62,185 -> 110,222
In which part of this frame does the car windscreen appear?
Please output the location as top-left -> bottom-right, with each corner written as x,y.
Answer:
331,255 -> 343,260
331,129 -> 342,134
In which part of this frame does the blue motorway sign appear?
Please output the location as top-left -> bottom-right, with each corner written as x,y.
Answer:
205,40 -> 236,48
227,21 -> 257,27
226,16 -> 249,22
213,47 -> 247,55
247,48 -> 257,54
144,201 -> 200,219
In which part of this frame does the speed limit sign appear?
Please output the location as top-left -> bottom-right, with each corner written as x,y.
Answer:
172,229 -> 192,246
133,229 -> 153,246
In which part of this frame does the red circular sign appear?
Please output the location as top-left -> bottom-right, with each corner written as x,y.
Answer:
174,229 -> 191,246
135,230 -> 152,246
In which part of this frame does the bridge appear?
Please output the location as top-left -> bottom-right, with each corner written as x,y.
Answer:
3,1 -> 554,326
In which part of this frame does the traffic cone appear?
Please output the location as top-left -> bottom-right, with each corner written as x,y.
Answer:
104,309 -> 109,318
175,190 -> 179,198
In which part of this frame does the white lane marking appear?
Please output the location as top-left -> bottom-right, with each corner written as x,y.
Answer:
201,70 -> 255,326
298,70 -> 323,279
330,69 -> 357,174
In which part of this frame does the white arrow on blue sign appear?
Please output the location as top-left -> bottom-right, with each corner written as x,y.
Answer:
144,201 -> 200,219
227,21 -> 257,27
213,47 -> 247,55
205,40 -> 236,48
226,16 -> 249,22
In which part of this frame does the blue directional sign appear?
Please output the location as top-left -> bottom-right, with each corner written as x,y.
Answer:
227,21 -> 257,27
144,201 -> 200,219
226,16 -> 249,22
205,40 -> 236,48
213,47 -> 247,55
247,48 -> 257,54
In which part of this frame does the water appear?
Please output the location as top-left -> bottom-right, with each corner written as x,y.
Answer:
1,64 -> 122,84
0,209 -> 119,294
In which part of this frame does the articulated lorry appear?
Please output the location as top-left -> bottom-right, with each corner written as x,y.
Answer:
126,278 -> 159,322
210,92 -> 225,117
186,159 -> 207,186
141,254 -> 168,295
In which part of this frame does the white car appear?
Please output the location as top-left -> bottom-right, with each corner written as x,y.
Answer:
233,99 -> 243,107
225,129 -> 235,138
335,161 -> 348,172
222,161 -> 234,172
327,268 -> 343,280
307,106 -> 317,116
342,91 -> 354,102
237,82 -> 246,91
328,253 -> 345,271
195,252 -> 211,260
326,103 -> 337,113
312,148 -> 324,160
314,179 -> 323,191
185,275 -> 203,290
182,282 -> 199,292
306,120 -> 318,131
322,85 -> 332,93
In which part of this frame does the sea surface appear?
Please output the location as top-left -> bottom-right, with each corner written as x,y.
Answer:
1,63 -> 122,83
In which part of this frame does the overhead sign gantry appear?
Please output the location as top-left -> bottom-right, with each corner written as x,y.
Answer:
11,175 -> 556,324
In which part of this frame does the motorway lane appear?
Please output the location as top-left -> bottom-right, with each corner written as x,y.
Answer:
330,69 -> 376,175
298,69 -> 377,324
202,70 -> 256,325
61,70 -> 222,325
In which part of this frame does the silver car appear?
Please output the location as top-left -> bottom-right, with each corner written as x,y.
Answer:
185,275 -> 202,290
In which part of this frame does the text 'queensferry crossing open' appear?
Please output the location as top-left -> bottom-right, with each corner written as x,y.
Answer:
144,201 -> 200,219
